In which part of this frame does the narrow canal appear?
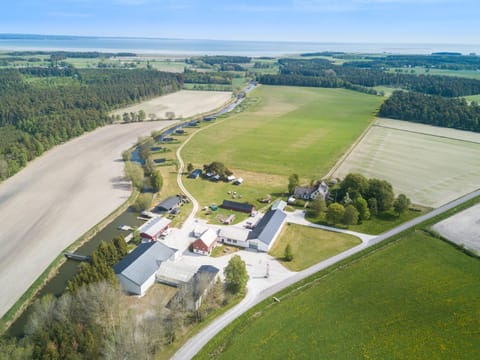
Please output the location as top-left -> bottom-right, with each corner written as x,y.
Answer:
6,81 -> 256,337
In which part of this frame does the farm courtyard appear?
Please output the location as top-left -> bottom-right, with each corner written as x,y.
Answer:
333,118 -> 480,207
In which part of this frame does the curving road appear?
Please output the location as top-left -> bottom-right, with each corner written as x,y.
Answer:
172,188 -> 480,360
0,121 -> 177,318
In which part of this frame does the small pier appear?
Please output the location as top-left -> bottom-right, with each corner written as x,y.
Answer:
64,252 -> 91,262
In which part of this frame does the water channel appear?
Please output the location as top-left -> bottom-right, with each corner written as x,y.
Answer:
7,81 -> 256,337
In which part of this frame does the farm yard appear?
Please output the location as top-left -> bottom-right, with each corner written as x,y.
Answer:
433,203 -> 480,254
111,90 -> 232,120
198,231 -> 480,360
181,86 -> 383,180
333,118 -> 480,208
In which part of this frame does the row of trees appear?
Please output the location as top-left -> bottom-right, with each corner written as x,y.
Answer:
263,58 -> 480,97
0,67 -> 183,181
66,236 -> 128,293
1,255 -> 249,359
379,91 -> 480,133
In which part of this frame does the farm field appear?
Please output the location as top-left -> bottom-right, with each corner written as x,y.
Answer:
198,231 -> 480,360
333,118 -> 480,207
269,224 -> 361,271
433,203 -> 480,254
182,86 -> 383,181
111,90 -> 232,120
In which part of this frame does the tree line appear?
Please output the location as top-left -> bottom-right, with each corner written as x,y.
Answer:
0,67 -> 183,181
379,91 -> 480,133
257,58 -> 480,97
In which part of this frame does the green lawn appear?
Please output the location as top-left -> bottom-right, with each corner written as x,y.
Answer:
197,231 -> 480,359
181,86 -> 383,181
307,207 -> 430,235
269,223 -> 361,271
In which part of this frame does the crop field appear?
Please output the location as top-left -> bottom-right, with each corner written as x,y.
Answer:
182,86 -> 383,181
433,203 -> 480,254
198,232 -> 480,359
333,118 -> 480,207
111,90 -> 232,120
269,224 -> 361,271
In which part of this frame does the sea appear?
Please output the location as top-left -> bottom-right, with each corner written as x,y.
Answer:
0,34 -> 479,56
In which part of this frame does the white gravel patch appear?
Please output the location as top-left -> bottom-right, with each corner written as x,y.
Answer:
432,203 -> 480,254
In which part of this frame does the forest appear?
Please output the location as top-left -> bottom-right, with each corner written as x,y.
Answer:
379,91 -> 480,132
0,67 -> 183,180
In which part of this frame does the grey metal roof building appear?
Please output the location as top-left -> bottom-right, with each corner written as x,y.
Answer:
248,209 -> 287,251
156,195 -> 182,212
114,241 -> 177,295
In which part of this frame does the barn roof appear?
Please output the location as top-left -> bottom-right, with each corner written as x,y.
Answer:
249,209 -> 287,246
199,228 -> 218,248
221,200 -> 254,213
157,195 -> 181,211
140,217 -> 171,237
113,242 -> 176,286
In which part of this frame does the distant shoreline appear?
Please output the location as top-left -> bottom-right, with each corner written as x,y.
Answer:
1,33 -> 479,56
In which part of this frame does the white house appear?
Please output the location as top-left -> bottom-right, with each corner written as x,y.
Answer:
113,241 -> 177,296
219,227 -> 250,248
294,181 -> 329,201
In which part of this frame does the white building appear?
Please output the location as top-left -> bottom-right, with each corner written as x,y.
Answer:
113,241 -> 177,296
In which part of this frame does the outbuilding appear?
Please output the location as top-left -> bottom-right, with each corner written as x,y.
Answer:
193,228 -> 218,256
139,216 -> 172,242
221,199 -> 255,215
113,241 -> 177,296
156,195 -> 182,212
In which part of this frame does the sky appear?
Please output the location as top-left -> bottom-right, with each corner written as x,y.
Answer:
0,0 -> 478,43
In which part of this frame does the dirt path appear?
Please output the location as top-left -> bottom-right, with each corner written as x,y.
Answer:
0,121 -> 177,318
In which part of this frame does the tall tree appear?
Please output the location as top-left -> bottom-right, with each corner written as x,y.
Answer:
288,173 -> 300,195
393,194 -> 411,215
224,255 -> 248,294
326,203 -> 345,225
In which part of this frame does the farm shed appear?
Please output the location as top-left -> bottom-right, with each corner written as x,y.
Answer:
189,169 -> 202,179
157,195 -> 182,212
113,241 -> 177,296
156,261 -> 197,287
233,178 -> 244,185
219,227 -> 250,248
193,228 -> 218,256
221,200 -> 255,215
139,216 -> 172,242
247,209 -> 287,252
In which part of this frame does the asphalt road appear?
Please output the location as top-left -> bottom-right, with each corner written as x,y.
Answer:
172,188 -> 480,360
0,121 -> 176,318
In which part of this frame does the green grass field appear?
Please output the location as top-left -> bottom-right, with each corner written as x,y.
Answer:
198,231 -> 480,359
182,86 -> 383,181
269,224 -> 361,271
306,207 -> 430,235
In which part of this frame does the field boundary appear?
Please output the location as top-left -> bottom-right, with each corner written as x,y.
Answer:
373,123 -> 480,145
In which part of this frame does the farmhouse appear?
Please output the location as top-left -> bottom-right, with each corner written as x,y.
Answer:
247,209 -> 287,252
192,228 -> 218,256
113,241 -> 177,296
294,181 -> 329,201
221,199 -> 255,215
156,195 -> 182,212
219,227 -> 250,248
139,216 -> 171,242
